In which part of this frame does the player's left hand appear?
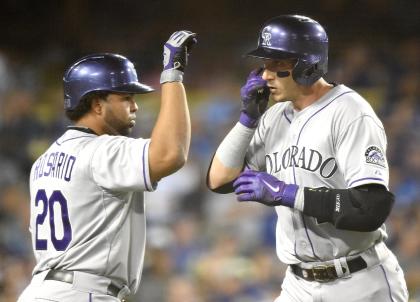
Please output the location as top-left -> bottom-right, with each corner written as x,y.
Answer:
233,170 -> 298,208
163,30 -> 197,72
239,68 -> 270,128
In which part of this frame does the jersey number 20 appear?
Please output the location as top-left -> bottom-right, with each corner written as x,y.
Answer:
35,189 -> 72,251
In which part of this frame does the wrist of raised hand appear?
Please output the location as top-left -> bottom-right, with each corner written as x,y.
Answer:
239,111 -> 259,128
161,31 -> 197,84
160,69 -> 184,84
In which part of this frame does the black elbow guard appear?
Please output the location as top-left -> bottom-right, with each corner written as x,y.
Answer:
303,185 -> 395,232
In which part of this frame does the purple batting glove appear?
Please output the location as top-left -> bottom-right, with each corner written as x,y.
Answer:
163,30 -> 197,72
239,68 -> 270,128
233,170 -> 299,208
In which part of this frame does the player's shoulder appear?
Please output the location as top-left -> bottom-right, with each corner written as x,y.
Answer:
43,130 -> 144,157
79,134 -> 135,157
331,84 -> 377,116
330,84 -> 384,128
91,133 -> 146,146
88,134 -> 151,161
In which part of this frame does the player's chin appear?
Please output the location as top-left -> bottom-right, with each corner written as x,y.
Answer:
271,93 -> 287,103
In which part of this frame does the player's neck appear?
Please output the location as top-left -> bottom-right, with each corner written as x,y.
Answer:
73,115 -> 106,136
292,79 -> 333,111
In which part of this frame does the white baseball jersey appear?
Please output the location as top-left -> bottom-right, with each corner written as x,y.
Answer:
29,128 -> 155,293
246,84 -> 389,264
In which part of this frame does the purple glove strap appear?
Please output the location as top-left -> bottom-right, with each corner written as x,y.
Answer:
239,112 -> 258,128
279,183 -> 299,208
163,44 -> 178,71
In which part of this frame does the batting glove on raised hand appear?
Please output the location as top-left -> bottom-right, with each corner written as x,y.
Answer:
233,170 -> 298,208
161,30 -> 197,83
239,68 -> 270,128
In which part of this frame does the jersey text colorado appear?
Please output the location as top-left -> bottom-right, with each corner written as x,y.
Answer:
265,146 -> 337,178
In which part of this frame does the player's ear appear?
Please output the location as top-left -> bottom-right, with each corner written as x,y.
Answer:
91,98 -> 104,115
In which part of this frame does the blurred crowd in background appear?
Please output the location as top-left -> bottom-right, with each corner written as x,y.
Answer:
0,0 -> 419,301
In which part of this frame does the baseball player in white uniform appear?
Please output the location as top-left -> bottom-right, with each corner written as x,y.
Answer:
207,15 -> 408,302
18,30 -> 197,302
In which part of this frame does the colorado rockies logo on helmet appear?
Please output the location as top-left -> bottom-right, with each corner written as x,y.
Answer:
365,146 -> 386,167
261,28 -> 272,46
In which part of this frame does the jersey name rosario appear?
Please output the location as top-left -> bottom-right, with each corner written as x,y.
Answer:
32,151 -> 76,182
246,84 -> 390,263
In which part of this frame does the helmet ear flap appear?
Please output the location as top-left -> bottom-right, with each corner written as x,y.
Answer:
292,59 -> 324,86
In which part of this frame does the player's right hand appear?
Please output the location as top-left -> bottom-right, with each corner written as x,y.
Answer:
163,30 -> 197,72
233,170 -> 298,208
239,68 -> 270,128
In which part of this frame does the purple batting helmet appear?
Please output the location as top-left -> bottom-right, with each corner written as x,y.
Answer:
247,15 -> 328,86
63,53 -> 154,110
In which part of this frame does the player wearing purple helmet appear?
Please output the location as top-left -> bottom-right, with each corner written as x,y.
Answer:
207,15 -> 408,302
19,30 -> 197,302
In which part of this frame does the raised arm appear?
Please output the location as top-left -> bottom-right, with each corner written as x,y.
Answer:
149,31 -> 197,182
207,68 -> 269,191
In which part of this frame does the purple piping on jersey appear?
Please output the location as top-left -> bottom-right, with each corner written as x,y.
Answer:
301,213 -> 321,260
292,90 -> 354,259
256,127 -> 264,143
89,293 -> 92,302
295,90 -> 354,144
55,136 -> 94,146
261,113 -> 267,129
380,264 -> 395,302
283,110 -> 292,124
349,177 -> 385,187
142,141 -> 151,191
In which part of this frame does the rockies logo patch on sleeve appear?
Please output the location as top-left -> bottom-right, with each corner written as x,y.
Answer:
365,146 -> 385,167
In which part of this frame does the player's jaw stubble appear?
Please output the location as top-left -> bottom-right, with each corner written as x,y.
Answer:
103,109 -> 135,136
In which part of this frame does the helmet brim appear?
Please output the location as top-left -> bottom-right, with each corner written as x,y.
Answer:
111,82 -> 155,94
246,47 -> 301,60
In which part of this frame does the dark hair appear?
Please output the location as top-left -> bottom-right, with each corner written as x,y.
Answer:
65,91 -> 109,121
